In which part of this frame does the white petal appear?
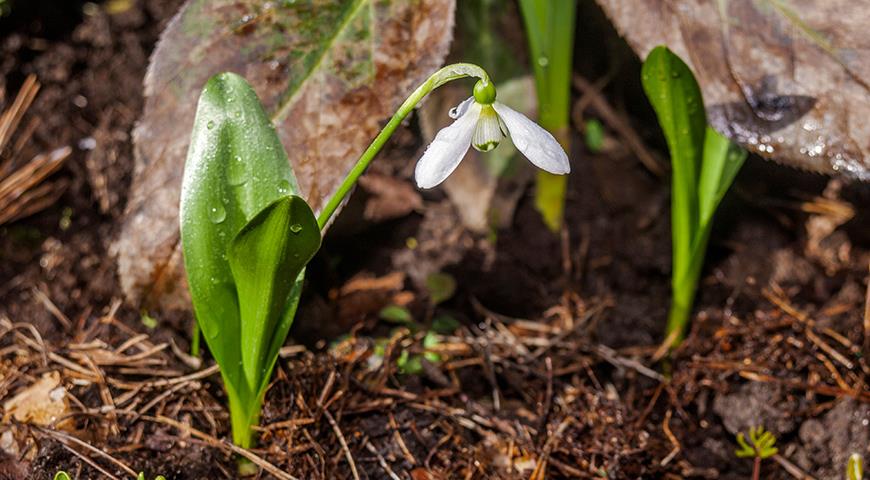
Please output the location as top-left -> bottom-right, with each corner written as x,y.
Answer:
492,102 -> 570,174
415,102 -> 482,189
449,97 -> 475,119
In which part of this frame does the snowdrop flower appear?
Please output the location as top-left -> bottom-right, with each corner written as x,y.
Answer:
415,80 -> 570,189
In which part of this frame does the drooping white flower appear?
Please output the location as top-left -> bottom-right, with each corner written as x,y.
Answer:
415,86 -> 570,189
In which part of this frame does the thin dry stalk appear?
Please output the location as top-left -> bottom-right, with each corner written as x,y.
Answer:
0,75 -> 70,225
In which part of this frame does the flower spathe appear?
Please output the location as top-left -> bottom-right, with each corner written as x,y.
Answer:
414,95 -> 571,189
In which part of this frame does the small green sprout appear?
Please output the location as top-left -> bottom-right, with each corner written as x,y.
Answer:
55,472 -> 164,480
641,46 -> 747,347
735,426 -> 778,480
848,453 -> 864,480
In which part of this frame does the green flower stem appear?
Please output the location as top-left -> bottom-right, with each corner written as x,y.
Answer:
316,63 -> 491,229
519,0 -> 576,232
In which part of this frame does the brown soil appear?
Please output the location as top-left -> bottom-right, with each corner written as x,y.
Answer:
1,1 -> 868,479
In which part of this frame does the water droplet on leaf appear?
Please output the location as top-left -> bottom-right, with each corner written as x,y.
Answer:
208,204 -> 226,223
227,155 -> 247,186
206,120 -> 215,130
289,223 -> 302,234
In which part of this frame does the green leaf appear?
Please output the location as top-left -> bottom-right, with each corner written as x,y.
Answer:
229,195 -> 320,392
179,71 -> 310,447
425,272 -> 457,305
641,46 -> 707,266
431,314 -> 460,334
422,330 -> 441,363
379,305 -> 413,325
847,453 -> 864,480
698,127 -> 747,228
519,0 -> 575,233
585,119 -> 605,153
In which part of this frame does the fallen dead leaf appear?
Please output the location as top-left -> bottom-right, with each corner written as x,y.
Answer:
596,0 -> 870,179
116,0 -> 456,311
3,371 -> 70,428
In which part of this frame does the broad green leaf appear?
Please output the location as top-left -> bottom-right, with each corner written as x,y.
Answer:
425,272 -> 456,305
641,45 -> 707,266
379,305 -> 413,325
119,0 -> 456,310
698,127 -> 747,227
179,72 -> 301,419
229,195 -> 320,392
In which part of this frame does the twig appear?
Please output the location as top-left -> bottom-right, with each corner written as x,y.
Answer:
773,454 -> 817,480
31,288 -> 71,330
322,409 -> 359,480
659,409 -> 680,466
572,74 -> 666,176
594,344 -> 665,381
529,417 -> 573,480
144,415 -> 299,480
37,427 -> 137,478
364,440 -> 401,480
58,443 -> 121,480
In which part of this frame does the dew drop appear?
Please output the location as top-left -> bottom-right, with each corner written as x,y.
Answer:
206,120 -> 215,130
208,204 -> 227,223
205,324 -> 220,340
537,56 -> 549,67
227,155 -> 247,186
289,223 -> 302,234
277,179 -> 291,195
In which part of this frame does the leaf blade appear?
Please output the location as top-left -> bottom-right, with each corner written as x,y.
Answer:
228,195 -> 320,391
180,71 -> 301,399
641,45 -> 707,271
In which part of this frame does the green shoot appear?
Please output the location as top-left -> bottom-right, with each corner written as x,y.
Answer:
641,46 -> 747,346
848,453 -> 864,480
181,64 -> 502,453
55,472 -> 165,480
518,0 -> 576,232
735,426 -> 778,480
181,72 -> 321,450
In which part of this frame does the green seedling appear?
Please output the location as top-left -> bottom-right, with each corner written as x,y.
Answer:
181,62 -> 568,456
54,472 -> 165,480
735,426 -> 778,480
425,272 -> 457,305
518,0 -> 577,232
848,453 -> 864,480
641,46 -> 747,347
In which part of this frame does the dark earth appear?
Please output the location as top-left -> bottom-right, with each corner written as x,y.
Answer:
0,0 -> 867,479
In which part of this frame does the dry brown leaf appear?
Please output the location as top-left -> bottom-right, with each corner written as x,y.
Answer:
596,0 -> 870,179
3,372 -> 70,428
115,0 -> 456,310
358,173 -> 423,222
